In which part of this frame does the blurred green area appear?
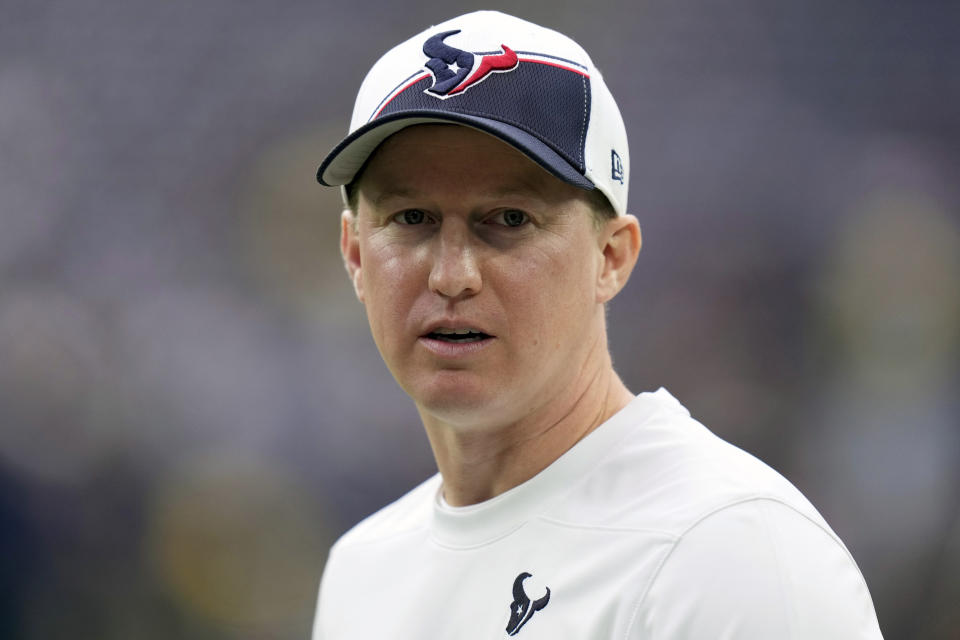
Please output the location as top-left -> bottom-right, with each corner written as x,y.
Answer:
1,0 -> 958,638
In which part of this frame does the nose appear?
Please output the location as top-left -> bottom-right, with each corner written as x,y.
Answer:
428,222 -> 482,300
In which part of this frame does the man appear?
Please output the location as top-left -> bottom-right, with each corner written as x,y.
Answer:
312,10 -> 883,639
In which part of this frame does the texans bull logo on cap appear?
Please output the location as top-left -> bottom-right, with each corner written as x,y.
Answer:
423,30 -> 519,97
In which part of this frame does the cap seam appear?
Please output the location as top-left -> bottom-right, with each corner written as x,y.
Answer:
578,74 -> 587,166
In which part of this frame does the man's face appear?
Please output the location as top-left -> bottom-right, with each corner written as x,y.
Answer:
343,125 -> 615,428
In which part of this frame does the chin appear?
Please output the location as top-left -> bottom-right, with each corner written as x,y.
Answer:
408,373 -> 511,427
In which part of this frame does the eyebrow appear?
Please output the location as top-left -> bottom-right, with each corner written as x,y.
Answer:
369,186 -> 420,208
367,180 -> 552,209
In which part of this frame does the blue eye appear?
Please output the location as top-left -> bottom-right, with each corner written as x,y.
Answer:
395,209 -> 427,225
494,209 -> 529,227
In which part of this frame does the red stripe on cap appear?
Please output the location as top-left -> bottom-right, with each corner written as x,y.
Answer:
373,59 -> 588,122
373,72 -> 431,119
518,57 -> 590,77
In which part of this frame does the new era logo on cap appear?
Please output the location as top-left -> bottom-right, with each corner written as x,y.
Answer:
317,11 -> 629,216
611,149 -> 624,184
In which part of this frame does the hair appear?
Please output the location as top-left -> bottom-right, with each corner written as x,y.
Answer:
344,179 -> 616,230
584,188 -> 617,229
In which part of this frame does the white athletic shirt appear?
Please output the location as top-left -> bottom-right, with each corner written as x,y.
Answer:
312,389 -> 883,639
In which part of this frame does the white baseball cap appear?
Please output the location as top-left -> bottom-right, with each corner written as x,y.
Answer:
316,10 -> 630,215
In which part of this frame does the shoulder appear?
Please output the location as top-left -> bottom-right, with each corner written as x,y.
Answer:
313,475 -> 440,640
629,498 -> 883,638
543,389 -> 830,537
546,389 -> 882,637
329,473 -> 440,553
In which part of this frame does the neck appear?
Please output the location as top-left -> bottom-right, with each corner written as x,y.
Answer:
420,346 -> 634,507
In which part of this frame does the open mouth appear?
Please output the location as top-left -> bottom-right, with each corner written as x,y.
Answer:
426,328 -> 492,343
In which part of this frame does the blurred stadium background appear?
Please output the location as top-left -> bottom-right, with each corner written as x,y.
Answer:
1,0 -> 958,637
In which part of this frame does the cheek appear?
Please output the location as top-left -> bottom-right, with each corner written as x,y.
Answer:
361,243 -> 427,339
495,244 -> 597,349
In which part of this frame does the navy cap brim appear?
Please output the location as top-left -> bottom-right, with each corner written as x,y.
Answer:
317,111 -> 595,191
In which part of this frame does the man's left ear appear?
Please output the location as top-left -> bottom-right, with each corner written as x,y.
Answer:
596,214 -> 641,303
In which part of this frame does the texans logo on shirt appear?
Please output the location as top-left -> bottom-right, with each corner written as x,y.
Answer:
423,29 -> 519,97
506,572 -> 550,636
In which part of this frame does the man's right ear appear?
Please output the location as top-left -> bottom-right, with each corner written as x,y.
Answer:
340,209 -> 364,302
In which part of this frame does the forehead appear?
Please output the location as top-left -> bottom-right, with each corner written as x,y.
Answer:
354,124 -> 585,205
